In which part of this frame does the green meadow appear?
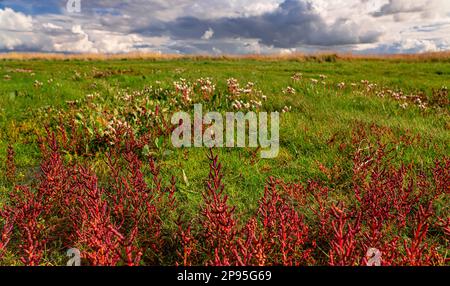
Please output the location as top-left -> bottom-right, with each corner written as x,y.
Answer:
0,57 -> 449,214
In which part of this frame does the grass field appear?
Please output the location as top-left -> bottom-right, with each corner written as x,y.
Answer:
0,56 -> 449,265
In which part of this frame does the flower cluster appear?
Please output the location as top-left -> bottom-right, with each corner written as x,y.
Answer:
282,86 -> 296,95
196,78 -> 216,100
174,78 -> 193,103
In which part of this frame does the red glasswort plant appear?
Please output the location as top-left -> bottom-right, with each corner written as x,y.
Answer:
328,204 -> 362,266
176,218 -> 197,266
200,149 -> 238,266
9,186 -> 49,266
0,124 -> 448,266
256,180 -> 312,266
0,208 -> 14,260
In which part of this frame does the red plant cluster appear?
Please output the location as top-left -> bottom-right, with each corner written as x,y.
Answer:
0,125 -> 448,266
0,208 -> 13,260
175,151 -> 314,266
1,127 -> 177,266
200,150 -> 238,265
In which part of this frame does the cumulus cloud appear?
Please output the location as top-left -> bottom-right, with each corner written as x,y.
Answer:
372,0 -> 426,17
152,0 -> 382,48
372,0 -> 450,19
201,28 -> 214,40
51,25 -> 169,54
362,38 -> 450,54
0,7 -> 32,31
0,7 -> 33,49
54,25 -> 96,53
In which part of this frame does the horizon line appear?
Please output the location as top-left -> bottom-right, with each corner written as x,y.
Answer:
1,51 -> 450,61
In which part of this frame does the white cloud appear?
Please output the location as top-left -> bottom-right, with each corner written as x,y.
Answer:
0,7 -> 32,31
362,38 -> 450,54
201,28 -> 214,40
400,39 -> 440,52
87,31 -> 169,53
52,25 -> 169,53
0,8 -> 33,50
52,25 -> 97,53
372,0 -> 450,19
42,22 -> 63,30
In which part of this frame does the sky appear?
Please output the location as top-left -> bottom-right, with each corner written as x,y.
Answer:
0,0 -> 449,54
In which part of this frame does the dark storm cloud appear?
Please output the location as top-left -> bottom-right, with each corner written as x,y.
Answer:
137,0 -> 382,48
